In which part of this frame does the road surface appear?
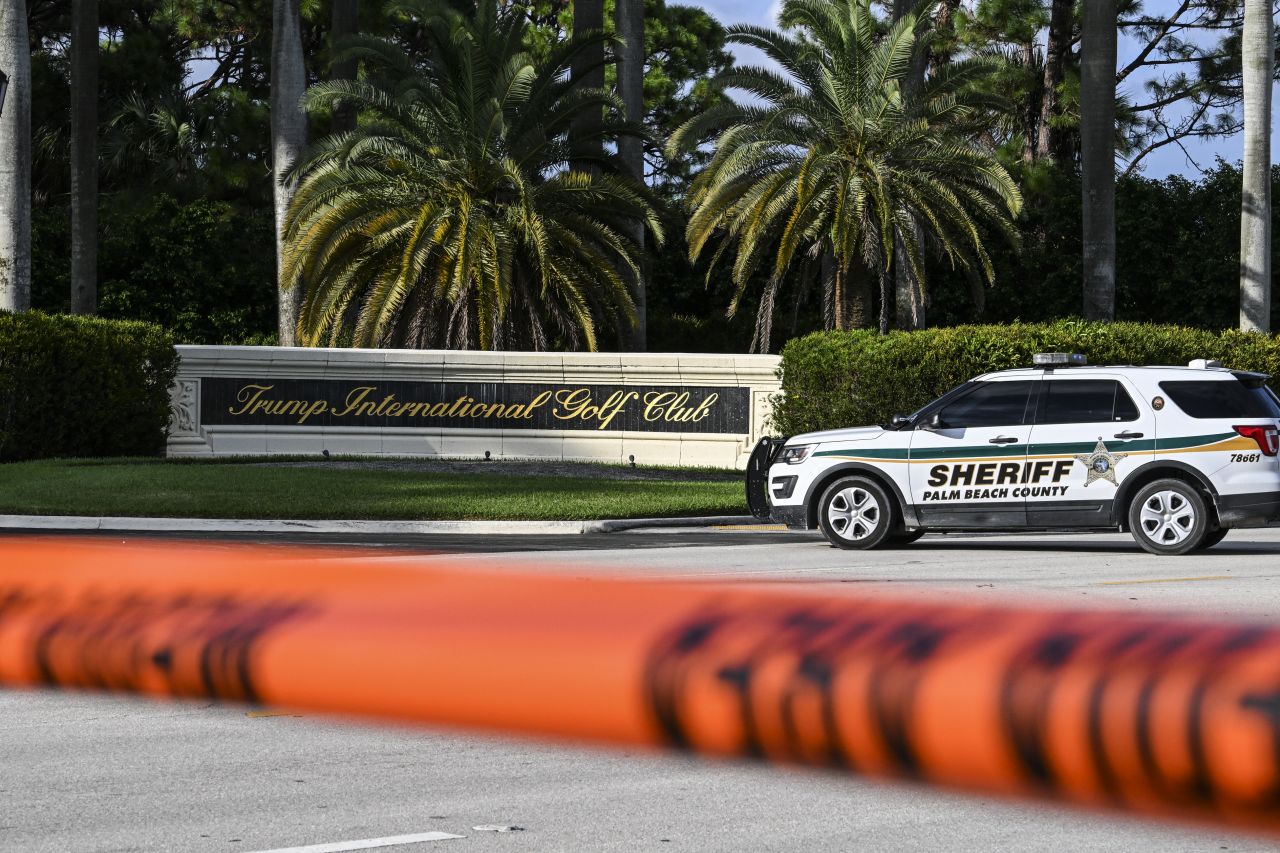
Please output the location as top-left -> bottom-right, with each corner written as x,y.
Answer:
4,527 -> 1280,852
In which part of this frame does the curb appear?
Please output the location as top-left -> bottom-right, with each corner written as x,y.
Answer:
0,514 -> 765,536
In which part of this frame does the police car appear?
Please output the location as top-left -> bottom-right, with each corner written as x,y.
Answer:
746,354 -> 1280,555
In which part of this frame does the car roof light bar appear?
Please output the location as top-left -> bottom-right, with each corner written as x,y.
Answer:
1032,352 -> 1087,367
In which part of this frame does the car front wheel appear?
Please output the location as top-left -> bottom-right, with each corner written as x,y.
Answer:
1128,479 -> 1209,556
1194,527 -> 1229,550
817,476 -> 894,550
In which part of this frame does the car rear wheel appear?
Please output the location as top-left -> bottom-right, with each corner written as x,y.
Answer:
1128,479 -> 1209,556
817,476 -> 894,550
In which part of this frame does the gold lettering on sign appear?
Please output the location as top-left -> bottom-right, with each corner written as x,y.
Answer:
552,388 -> 639,430
332,386 -> 377,417
644,391 -> 718,424
228,384 -> 329,424
222,383 -> 722,429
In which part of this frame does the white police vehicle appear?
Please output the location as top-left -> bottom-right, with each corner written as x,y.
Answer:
746,354 -> 1280,555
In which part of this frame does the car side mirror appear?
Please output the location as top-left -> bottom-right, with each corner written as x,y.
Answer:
890,414 -> 911,429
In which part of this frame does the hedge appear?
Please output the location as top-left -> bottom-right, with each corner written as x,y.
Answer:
771,320 -> 1280,437
0,312 -> 178,462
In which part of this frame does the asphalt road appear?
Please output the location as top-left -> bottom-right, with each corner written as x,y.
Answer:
6,527 -> 1280,853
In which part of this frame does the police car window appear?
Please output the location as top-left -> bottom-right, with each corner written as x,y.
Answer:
1039,380 -> 1139,423
1159,380 -> 1280,418
938,381 -> 1034,428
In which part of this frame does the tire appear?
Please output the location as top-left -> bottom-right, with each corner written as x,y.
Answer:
885,529 -> 926,547
1194,527 -> 1229,550
1127,478 -> 1210,556
817,476 -> 895,550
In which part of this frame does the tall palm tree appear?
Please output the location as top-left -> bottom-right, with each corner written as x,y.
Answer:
0,0 -> 30,312
281,0 -> 661,351
615,0 -> 647,349
70,0 -> 98,315
1080,0 -> 1116,321
272,0 -> 307,345
570,0 -> 606,173
1037,0 -> 1074,162
670,0 -> 1021,349
1239,0 -> 1273,332
891,0 -> 929,329
330,0 -> 359,134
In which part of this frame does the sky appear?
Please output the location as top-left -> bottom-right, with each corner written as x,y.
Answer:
692,0 -> 1279,179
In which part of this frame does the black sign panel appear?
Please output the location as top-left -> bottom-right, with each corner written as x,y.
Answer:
199,378 -> 750,434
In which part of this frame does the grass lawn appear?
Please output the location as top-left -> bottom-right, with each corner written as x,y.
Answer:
0,458 -> 747,521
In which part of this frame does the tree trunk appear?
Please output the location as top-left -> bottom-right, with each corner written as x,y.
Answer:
878,265 -> 890,335
330,0 -> 358,134
70,0 -> 98,315
1020,41 -> 1039,163
615,0 -> 645,350
272,0 -> 307,345
927,0 -> 961,76
0,0 -> 30,312
1239,0 -> 1273,332
892,0 -> 928,329
1080,0 -> 1116,321
833,264 -> 846,330
570,0 -> 605,174
894,231 -> 926,329
849,262 -> 872,329
1038,0 -> 1074,161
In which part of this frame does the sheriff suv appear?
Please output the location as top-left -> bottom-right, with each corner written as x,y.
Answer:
746,354 -> 1280,555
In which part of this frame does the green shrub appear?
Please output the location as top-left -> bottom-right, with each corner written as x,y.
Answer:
771,320 -> 1280,436
0,312 -> 178,462
32,194 -> 276,345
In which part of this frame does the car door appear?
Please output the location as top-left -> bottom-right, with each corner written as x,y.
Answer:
909,379 -> 1036,528
1025,375 -> 1153,527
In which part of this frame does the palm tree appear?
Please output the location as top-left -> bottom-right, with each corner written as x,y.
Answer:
281,0 -> 661,351
70,0 -> 99,315
1080,0 -> 1116,321
615,0 -> 647,349
1238,0 -> 1273,332
0,0 -> 30,312
670,0 -> 1021,349
570,0 -> 606,173
330,0 -> 359,134
272,0 -> 307,345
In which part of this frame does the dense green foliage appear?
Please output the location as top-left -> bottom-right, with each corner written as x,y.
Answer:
33,195 -> 276,344
21,0 -> 1278,352
673,0 -> 1023,347
928,163 -> 1280,330
772,320 -> 1280,435
285,1 -> 661,350
0,312 -> 178,462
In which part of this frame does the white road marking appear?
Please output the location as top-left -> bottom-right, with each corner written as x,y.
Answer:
243,831 -> 465,853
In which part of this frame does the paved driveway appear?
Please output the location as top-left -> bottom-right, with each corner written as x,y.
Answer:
4,528 -> 1280,852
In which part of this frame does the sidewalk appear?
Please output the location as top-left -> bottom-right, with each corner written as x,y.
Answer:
0,514 -> 769,536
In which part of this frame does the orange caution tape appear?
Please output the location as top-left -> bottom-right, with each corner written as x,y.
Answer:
3,536 -> 1280,833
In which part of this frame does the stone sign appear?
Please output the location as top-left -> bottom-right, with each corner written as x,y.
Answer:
168,347 -> 782,468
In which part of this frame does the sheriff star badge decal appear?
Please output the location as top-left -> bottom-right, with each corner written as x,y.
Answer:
1074,438 -> 1128,486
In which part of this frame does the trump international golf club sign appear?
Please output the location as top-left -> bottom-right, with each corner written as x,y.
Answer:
168,347 -> 782,468
202,378 -> 747,433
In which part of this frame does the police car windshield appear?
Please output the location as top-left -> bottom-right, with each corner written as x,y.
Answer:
898,382 -> 974,426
